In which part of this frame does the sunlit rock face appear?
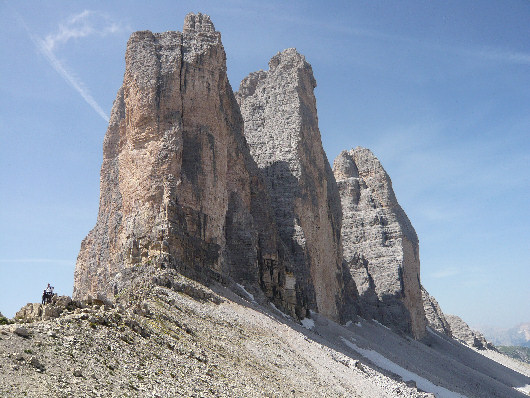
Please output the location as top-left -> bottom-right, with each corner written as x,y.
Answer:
74,14 -> 300,317
236,49 -> 347,322
333,148 -> 427,338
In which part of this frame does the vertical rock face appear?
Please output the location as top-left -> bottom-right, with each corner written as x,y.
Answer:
333,148 -> 427,338
236,49 -> 345,321
421,286 -> 452,336
74,14 -> 297,316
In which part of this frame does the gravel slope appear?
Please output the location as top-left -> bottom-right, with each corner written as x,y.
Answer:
1,272 -> 528,397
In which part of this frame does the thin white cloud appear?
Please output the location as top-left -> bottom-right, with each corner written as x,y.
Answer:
431,267 -> 461,279
43,10 -> 126,53
0,259 -> 72,265
12,8 -> 128,123
274,13 -> 530,67
33,36 -> 110,122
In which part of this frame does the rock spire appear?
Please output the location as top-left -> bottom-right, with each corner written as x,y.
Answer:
333,147 -> 427,338
73,13 -> 301,317
236,49 -> 347,321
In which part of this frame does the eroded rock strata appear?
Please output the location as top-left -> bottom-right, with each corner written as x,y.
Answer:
74,13 -> 301,318
236,49 -> 346,321
333,147 -> 427,338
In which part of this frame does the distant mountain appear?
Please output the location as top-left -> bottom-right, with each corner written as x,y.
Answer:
481,323 -> 530,347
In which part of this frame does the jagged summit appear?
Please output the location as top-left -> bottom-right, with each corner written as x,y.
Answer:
4,12 -> 530,398
183,12 -> 216,33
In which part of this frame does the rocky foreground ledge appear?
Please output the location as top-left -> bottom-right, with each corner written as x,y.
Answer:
2,267 -> 529,397
1,269 -> 437,398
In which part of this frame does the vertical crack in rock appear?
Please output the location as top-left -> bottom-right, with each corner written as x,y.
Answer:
333,147 -> 427,338
236,49 -> 346,322
73,14 -> 298,317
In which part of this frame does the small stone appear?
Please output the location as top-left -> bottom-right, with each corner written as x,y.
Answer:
30,356 -> 45,371
354,360 -> 364,372
73,370 -> 83,377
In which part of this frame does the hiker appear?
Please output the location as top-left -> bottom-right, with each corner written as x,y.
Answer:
45,283 -> 54,295
42,283 -> 54,305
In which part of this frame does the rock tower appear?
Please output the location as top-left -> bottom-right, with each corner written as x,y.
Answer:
333,148 -> 427,338
236,49 -> 346,321
74,13 -> 300,317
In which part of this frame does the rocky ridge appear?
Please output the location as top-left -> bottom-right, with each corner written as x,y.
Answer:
445,314 -> 495,350
1,272 -> 436,398
333,147 -> 427,339
2,12 -> 530,397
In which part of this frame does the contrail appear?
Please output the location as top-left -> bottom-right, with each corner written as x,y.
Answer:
33,37 -> 109,122
11,6 -> 109,122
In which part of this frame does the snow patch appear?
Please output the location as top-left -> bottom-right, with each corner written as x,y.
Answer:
236,283 -> 255,302
340,337 -> 468,398
516,384 -> 530,395
427,326 -> 446,341
270,303 -> 290,319
373,320 -> 390,330
345,320 -> 353,327
301,318 -> 315,330
356,322 -> 362,327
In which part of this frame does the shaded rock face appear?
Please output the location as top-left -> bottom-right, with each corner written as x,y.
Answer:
236,49 -> 346,322
421,286 -> 452,337
74,14 -> 298,317
445,314 -> 494,350
333,148 -> 427,338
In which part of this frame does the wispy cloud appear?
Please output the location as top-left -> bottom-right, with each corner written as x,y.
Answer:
42,10 -> 124,53
33,35 -> 110,122
274,13 -> 530,67
431,267 -> 461,279
13,8 -> 128,122
0,259 -> 72,265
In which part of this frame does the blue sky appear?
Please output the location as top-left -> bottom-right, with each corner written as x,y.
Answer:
1,1 -> 528,329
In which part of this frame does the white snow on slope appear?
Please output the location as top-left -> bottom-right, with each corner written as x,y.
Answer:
340,337 -> 468,398
270,303 -> 290,319
301,317 -> 315,330
515,384 -> 530,395
427,326 -> 447,341
236,283 -> 255,302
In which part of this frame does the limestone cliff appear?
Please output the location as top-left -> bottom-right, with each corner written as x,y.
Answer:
333,147 -> 427,338
74,14 -> 299,317
236,49 -> 346,322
